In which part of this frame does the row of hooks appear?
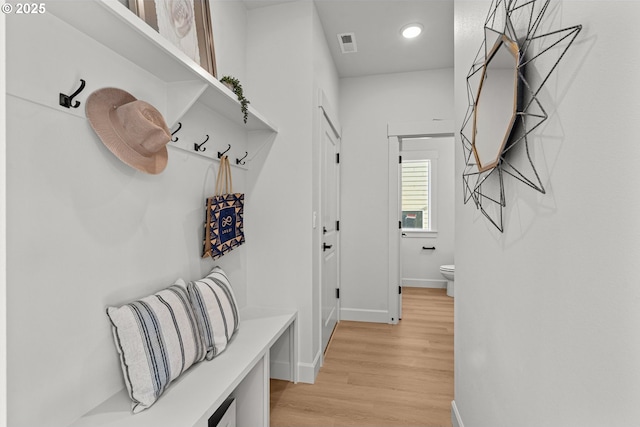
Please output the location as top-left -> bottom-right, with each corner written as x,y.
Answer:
171,122 -> 248,165
59,80 -> 249,166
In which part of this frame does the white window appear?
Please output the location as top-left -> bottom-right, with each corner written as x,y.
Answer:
400,138 -> 439,233
401,160 -> 431,230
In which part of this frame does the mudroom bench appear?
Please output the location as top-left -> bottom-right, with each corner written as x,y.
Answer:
69,307 -> 297,427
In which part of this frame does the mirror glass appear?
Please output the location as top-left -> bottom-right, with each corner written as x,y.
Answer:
472,35 -> 520,172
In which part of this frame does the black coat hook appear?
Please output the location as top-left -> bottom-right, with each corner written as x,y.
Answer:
236,151 -> 248,165
194,135 -> 209,152
218,144 -> 231,159
59,78 -> 86,109
171,122 -> 182,142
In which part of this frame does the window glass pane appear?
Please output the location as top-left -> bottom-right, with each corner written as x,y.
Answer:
401,160 -> 430,230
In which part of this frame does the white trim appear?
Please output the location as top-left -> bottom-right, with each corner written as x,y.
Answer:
402,230 -> 439,237
263,352 -> 270,425
318,89 -> 341,139
388,136 -> 401,324
340,308 -> 389,323
297,350 -> 322,384
388,120 -> 455,138
0,10 -> 6,426
388,121 -> 455,328
317,88 -> 342,359
451,400 -> 464,427
403,279 -> 446,289
400,146 -> 440,232
291,315 -> 298,383
401,149 -> 439,159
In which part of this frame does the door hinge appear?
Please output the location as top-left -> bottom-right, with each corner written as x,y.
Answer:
399,155 -> 402,164
399,286 -> 402,295
336,288 -> 340,299
399,220 -> 402,229
336,153 -> 340,164
336,220 -> 340,231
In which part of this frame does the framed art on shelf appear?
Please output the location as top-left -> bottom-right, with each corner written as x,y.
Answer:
128,0 -> 217,77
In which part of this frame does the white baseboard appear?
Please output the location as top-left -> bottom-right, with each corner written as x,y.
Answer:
297,350 -> 321,384
340,308 -> 389,323
403,278 -> 446,289
270,360 -> 291,381
451,400 -> 464,427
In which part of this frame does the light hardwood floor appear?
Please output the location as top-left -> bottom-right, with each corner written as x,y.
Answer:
270,287 -> 454,427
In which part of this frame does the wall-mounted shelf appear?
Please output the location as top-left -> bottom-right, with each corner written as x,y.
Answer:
47,0 -> 278,132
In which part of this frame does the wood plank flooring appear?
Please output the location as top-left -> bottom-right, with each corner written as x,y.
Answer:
270,287 -> 454,427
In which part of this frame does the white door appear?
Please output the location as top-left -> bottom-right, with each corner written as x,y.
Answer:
388,136 -> 402,323
321,113 -> 340,353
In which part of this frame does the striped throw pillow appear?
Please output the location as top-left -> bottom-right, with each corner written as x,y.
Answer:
106,279 -> 206,413
187,267 -> 240,360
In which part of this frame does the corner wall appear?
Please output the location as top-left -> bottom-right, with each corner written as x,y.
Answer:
339,69 -> 453,322
454,2 -> 640,425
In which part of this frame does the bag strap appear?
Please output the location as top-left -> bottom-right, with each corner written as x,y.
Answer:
215,156 -> 224,195
225,155 -> 233,193
215,155 -> 234,195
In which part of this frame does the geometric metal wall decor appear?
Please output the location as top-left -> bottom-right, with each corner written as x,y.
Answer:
460,0 -> 582,232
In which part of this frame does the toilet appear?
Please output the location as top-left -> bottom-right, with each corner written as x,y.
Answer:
439,265 -> 455,297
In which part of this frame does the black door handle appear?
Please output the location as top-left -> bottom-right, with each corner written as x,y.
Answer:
323,243 -> 333,251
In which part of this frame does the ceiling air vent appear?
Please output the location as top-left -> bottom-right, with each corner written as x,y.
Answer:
337,32 -> 357,54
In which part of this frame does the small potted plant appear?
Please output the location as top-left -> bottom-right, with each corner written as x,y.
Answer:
220,75 -> 250,124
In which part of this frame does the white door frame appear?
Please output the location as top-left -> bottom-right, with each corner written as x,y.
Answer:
318,90 -> 341,362
387,120 -> 454,324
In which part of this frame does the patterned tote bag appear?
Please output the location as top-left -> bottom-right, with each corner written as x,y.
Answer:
203,155 -> 245,259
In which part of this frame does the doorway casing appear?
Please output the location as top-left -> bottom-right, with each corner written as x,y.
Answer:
317,89 -> 342,366
387,120 -> 454,323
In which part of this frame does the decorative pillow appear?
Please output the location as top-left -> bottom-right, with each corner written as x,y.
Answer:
106,279 -> 206,413
187,267 -> 240,360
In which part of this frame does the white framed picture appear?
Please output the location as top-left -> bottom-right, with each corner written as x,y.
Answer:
129,0 -> 217,77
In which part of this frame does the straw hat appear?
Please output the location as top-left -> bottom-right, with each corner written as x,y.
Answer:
86,88 -> 171,174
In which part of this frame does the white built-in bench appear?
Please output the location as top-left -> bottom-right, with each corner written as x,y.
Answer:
69,307 -> 297,427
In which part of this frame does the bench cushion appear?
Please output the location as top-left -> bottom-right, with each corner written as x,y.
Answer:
187,267 -> 240,360
106,279 -> 206,413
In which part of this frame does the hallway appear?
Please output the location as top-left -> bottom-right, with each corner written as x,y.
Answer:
271,288 -> 454,426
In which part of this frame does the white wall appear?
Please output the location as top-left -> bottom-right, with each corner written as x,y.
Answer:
339,69 -> 453,322
400,136 -> 455,289
454,2 -> 640,426
5,3 -> 251,426
311,2 -> 340,366
245,0 -> 339,383
1,10 -> 7,427
210,0 -> 247,82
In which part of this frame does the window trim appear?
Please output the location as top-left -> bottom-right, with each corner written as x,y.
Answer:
401,229 -> 439,237
400,147 -> 439,233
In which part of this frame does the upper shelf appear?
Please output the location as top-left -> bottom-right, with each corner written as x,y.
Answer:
47,0 -> 278,133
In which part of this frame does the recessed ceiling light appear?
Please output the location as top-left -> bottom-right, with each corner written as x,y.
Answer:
402,23 -> 423,39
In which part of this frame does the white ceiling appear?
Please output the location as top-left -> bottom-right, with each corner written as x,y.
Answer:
243,0 -> 454,78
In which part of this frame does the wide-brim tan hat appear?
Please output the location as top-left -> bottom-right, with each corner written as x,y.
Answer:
86,88 -> 170,174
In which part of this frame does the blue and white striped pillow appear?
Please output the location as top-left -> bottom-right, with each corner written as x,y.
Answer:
187,267 -> 240,360
106,279 -> 206,413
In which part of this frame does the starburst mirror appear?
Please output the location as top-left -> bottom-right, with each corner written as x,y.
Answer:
461,0 -> 582,232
